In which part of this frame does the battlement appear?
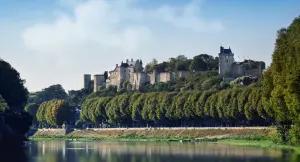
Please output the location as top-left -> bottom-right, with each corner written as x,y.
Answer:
219,46 -> 233,55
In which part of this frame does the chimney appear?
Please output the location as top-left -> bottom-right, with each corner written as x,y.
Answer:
126,59 -> 129,63
116,64 -> 118,67
131,58 -> 133,62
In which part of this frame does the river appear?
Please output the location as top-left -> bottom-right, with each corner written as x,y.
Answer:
3,141 -> 300,162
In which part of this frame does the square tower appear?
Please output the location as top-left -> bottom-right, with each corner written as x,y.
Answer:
84,74 -> 91,89
218,46 -> 235,77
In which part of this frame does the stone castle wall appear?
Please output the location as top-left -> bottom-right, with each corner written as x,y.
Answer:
105,70 -> 191,91
231,64 -> 244,77
244,68 -> 262,77
109,71 -> 121,87
158,72 -> 171,83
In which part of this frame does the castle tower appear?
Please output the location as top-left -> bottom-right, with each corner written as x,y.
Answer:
94,74 -> 105,92
150,70 -> 157,84
218,46 -> 235,77
84,74 -> 91,89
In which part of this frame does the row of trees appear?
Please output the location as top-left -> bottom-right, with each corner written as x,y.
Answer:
80,84 -> 271,127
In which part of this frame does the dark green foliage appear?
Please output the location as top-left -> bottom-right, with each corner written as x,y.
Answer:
145,54 -> 219,73
143,72 -> 221,93
67,88 -> 90,107
261,16 -> 300,144
24,103 -> 39,124
3,109 -> 32,137
85,86 -> 118,99
28,84 -> 68,104
104,71 -> 108,80
0,58 -> 31,147
0,59 -> 29,109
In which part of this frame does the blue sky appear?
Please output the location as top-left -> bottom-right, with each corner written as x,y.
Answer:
0,0 -> 299,92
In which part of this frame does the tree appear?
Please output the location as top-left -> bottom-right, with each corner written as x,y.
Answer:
39,84 -> 67,102
189,55 -> 207,71
67,89 -> 89,107
37,100 -> 72,126
104,71 -> 108,80
145,58 -> 158,73
24,103 -> 39,124
0,59 -> 28,109
0,58 -> 31,147
198,54 -> 218,70
262,16 -> 300,144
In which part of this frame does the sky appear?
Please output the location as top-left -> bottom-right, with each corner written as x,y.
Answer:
0,0 -> 299,92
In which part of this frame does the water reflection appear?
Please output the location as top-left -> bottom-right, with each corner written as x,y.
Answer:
0,146 -> 28,162
25,141 -> 300,162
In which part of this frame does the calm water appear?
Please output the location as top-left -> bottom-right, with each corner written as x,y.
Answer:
2,141 -> 300,162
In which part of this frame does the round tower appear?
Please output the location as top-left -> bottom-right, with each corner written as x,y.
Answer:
218,46 -> 235,77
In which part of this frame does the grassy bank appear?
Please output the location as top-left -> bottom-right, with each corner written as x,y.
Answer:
29,136 -> 191,142
29,128 -> 300,151
29,127 -> 275,142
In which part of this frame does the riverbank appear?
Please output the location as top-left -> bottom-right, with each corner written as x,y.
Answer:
30,127 -> 276,141
29,127 -> 300,151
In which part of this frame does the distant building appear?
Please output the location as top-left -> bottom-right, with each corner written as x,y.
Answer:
218,46 -> 265,81
84,58 -> 191,92
83,46 -> 265,91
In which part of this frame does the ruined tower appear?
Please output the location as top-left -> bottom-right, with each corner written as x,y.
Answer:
83,74 -> 91,89
93,74 -> 106,92
218,46 -> 235,77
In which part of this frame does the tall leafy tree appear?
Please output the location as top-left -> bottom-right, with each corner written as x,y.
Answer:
36,100 -> 71,126
0,59 -> 28,109
262,16 -> 300,144
30,84 -> 68,104
189,55 -> 207,71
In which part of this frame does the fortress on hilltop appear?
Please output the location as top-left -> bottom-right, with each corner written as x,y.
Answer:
84,58 -> 191,92
218,46 -> 264,81
83,46 -> 265,92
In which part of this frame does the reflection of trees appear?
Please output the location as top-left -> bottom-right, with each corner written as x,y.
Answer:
0,147 -> 28,162
29,141 -> 300,162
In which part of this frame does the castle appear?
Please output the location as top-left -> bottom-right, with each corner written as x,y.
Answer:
84,46 -> 265,92
84,58 -> 191,92
218,46 -> 264,81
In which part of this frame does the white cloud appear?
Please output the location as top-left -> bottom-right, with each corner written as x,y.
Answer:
20,0 -> 224,91
22,0 -> 223,55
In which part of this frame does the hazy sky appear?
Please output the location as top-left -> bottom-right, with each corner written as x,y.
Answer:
0,0 -> 299,92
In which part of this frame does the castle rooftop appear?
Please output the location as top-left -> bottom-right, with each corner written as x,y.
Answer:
219,46 -> 233,54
